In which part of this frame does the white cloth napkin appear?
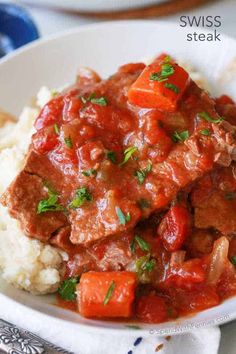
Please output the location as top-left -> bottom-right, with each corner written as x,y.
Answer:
0,295 -> 221,354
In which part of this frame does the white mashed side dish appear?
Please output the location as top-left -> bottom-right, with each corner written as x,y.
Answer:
0,87 -> 68,294
0,64 -> 208,295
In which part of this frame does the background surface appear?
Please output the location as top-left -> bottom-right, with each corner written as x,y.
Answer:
20,0 -> 236,39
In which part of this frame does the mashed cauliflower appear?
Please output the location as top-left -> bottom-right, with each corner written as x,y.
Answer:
0,87 -> 67,294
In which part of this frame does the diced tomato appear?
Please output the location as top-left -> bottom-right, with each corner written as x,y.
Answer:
136,294 -> 168,323
77,271 -> 136,318
63,95 -> 83,122
128,56 -> 189,111
215,95 -> 235,106
179,286 -> 220,315
165,259 -> 206,289
32,127 -> 59,154
34,96 -> 63,130
157,205 -> 191,252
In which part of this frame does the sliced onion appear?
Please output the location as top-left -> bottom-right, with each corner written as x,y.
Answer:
207,236 -> 229,285
170,251 -> 186,267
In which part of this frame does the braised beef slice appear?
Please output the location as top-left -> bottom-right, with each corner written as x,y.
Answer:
2,66 -> 236,246
191,164 -> 236,234
1,171 -> 68,241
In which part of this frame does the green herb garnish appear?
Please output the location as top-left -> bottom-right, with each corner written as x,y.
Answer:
201,129 -> 210,136
150,62 -> 175,82
116,207 -> 131,225
64,136 -> 73,149
131,235 -> 150,253
231,256 -> 236,266
164,82 -> 180,94
107,151 -> 117,163
130,239 -> 136,253
144,259 -> 156,272
58,277 -> 80,301
172,130 -> 189,143
54,123 -> 60,135
37,187 -> 64,214
136,254 -> 156,278
80,93 -> 96,104
69,187 -> 92,209
82,169 -> 97,177
91,97 -> 108,106
138,199 -> 151,210
225,192 -> 236,200
80,93 -> 107,106
134,161 -> 152,184
103,280 -> 116,305
120,146 -> 138,166
199,112 -> 224,124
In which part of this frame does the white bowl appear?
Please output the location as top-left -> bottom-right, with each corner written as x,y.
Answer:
1,20 -> 236,336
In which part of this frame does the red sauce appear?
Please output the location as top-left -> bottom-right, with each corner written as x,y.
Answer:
3,56 -> 236,324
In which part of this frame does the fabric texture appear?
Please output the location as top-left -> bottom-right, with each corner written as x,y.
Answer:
0,295 -> 221,354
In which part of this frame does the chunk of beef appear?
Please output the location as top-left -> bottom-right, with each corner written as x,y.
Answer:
2,63 -> 236,246
191,164 -> 236,235
1,171 -> 68,241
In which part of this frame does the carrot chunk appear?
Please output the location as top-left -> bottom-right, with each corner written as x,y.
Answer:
77,271 -> 137,318
128,56 -> 189,111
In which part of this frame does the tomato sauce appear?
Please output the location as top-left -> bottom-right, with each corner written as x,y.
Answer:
3,55 -> 236,324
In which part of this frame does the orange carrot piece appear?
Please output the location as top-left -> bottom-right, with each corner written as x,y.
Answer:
77,271 -> 137,318
128,56 -> 189,112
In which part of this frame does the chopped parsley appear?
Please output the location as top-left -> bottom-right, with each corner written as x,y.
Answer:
58,277 -> 80,301
199,111 -> 224,124
120,146 -> 138,166
131,235 -> 150,253
116,207 -> 131,225
150,62 -> 175,83
130,239 -> 136,253
64,136 -> 73,149
80,96 -> 88,104
80,93 -> 96,104
80,93 -> 108,106
54,123 -> 60,135
106,150 -> 117,164
138,199 -> 151,209
225,192 -> 236,200
37,187 -> 64,214
144,259 -> 156,272
82,169 -> 97,177
91,97 -> 108,106
135,254 -> 156,278
134,161 -> 152,184
103,280 -> 116,305
231,256 -> 236,266
172,130 -> 189,143
164,82 -> 180,94
69,187 -> 92,209
201,129 -> 210,136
